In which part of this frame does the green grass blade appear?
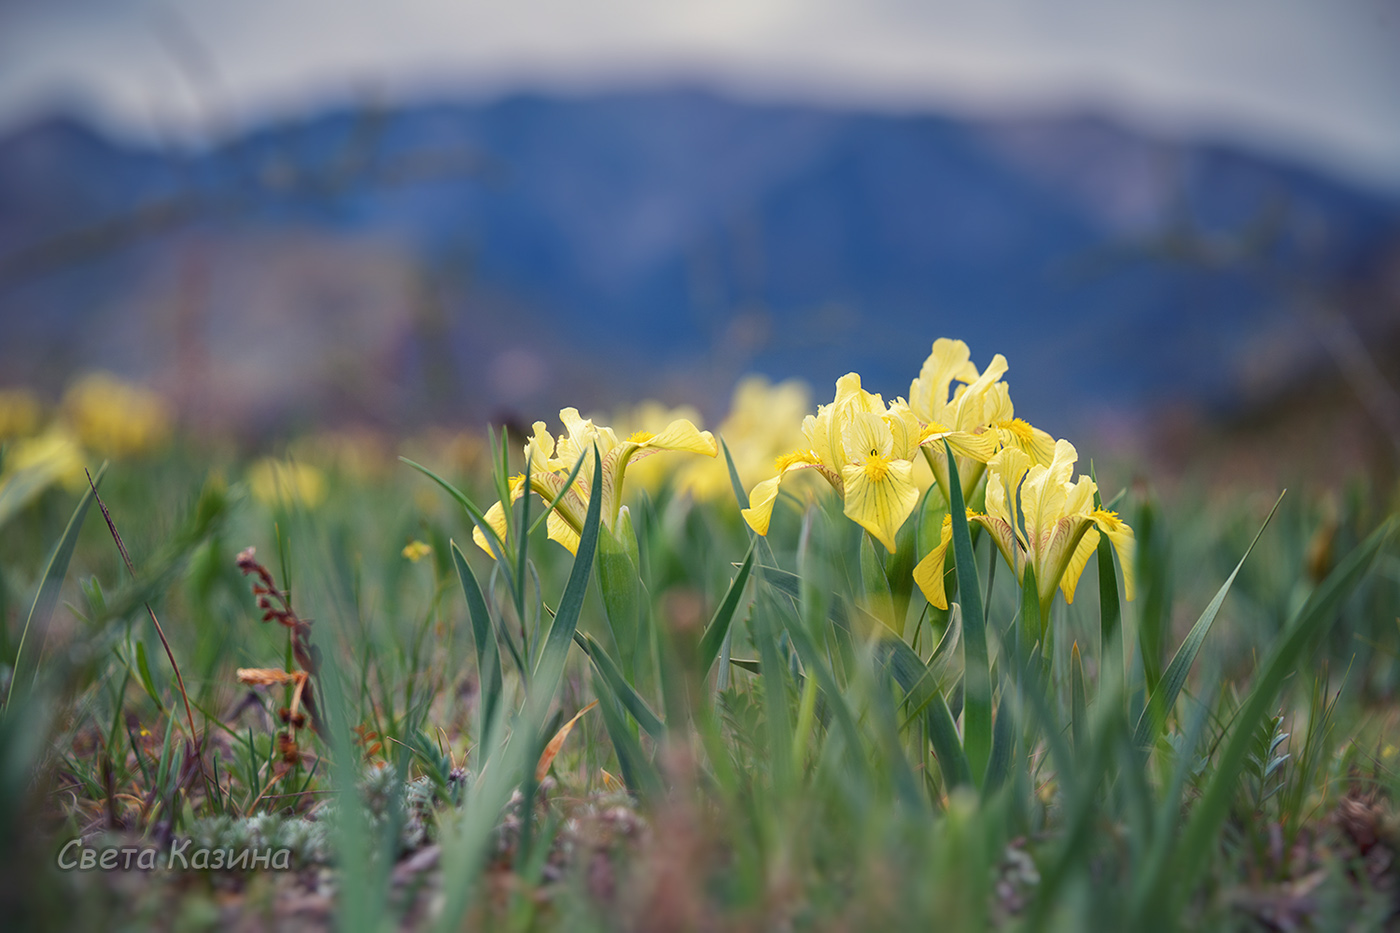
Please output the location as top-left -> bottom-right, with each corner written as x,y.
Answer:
1071,641 -> 1087,755
0,461 -> 70,532
944,442 -> 991,787
1089,465 -> 1122,662
7,463 -> 104,710
596,519 -> 642,679
983,688 -> 1015,797
1133,491 -> 1284,749
574,632 -> 665,740
698,539 -> 756,676
590,671 -> 663,796
134,639 -> 165,714
879,634 -> 972,788
860,532 -> 893,627
531,447 -> 603,698
451,541 -> 505,735
753,592 -> 794,790
400,457 -> 515,591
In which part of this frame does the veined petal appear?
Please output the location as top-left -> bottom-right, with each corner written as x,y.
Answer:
1092,509 -> 1137,601
841,409 -> 895,465
912,514 -> 954,609
840,456 -> 919,552
983,446 -> 1031,531
1037,514 -> 1094,610
971,513 -> 1024,582
1021,439 -> 1078,546
884,400 -> 925,461
922,426 -> 998,463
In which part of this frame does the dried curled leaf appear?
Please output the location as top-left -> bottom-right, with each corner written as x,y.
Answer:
536,700 -> 598,782
236,667 -> 305,687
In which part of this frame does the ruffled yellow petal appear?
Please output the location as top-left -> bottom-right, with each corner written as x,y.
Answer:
912,514 -> 954,609
1021,439 -> 1078,548
741,452 -> 823,535
995,418 -> 1056,466
545,508 -> 582,554
741,475 -> 784,536
1059,525 -> 1099,605
908,338 -> 979,423
1092,509 -> 1137,601
639,418 -> 717,457
472,499 -> 512,558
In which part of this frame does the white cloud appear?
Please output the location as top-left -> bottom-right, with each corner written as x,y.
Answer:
1,0 -> 1397,188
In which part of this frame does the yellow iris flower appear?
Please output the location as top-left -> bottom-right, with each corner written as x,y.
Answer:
742,373 -> 994,552
907,338 -> 1054,503
474,408 -> 717,557
913,439 -> 1135,619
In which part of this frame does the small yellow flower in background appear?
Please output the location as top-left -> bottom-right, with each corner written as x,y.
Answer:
293,427 -> 392,483
676,375 -> 813,501
1,427 -> 88,492
0,387 -> 42,441
913,438 -> 1135,619
402,540 -> 433,562
742,373 -> 994,552
247,458 -> 327,509
62,372 -> 172,458
474,407 -> 717,557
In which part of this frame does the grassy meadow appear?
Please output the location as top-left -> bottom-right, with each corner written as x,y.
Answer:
1,353 -> 1398,932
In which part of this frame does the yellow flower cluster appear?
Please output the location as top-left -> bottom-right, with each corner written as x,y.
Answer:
475,408 -> 717,557
1,374 -> 173,508
598,377 -> 814,502
743,338 -> 1135,616
247,459 -> 327,510
0,388 -> 42,442
62,373 -> 172,458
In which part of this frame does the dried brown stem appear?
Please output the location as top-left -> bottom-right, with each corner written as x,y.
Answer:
84,469 -> 214,802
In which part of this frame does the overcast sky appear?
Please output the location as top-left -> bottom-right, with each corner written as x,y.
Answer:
2,0 -> 1398,190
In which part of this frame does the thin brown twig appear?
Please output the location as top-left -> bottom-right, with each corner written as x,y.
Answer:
85,468 -> 214,802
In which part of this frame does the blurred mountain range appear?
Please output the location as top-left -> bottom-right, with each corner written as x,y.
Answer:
0,87 -> 1396,443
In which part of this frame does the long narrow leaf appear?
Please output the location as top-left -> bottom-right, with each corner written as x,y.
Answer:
1133,491 -> 1284,748
698,539 -> 756,676
574,632 -> 666,740
879,634 -> 972,788
451,542 -> 504,734
7,463 -> 104,709
532,446 -> 604,699
944,443 -> 991,786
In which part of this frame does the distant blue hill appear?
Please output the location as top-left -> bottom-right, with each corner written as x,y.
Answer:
1,88 -> 1396,438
